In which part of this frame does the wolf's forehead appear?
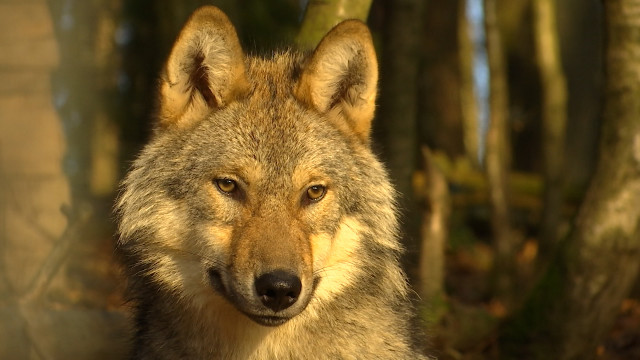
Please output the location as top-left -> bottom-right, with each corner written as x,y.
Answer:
204,52 -> 346,176
215,113 -> 340,182
245,52 -> 303,97
225,53 -> 328,153
224,124 -> 323,173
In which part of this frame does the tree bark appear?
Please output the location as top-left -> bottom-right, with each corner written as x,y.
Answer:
419,0 -> 464,158
501,0 -> 640,358
533,0 -> 568,253
418,147 -> 450,319
375,0 -> 424,262
483,0 -> 516,297
296,0 -> 373,49
458,1 -> 481,166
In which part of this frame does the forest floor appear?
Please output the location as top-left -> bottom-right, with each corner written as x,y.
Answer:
599,298 -> 640,360
433,239 -> 640,360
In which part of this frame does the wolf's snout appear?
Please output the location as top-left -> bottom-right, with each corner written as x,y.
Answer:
255,270 -> 302,312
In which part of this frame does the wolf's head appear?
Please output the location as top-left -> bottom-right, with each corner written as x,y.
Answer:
117,6 -> 404,328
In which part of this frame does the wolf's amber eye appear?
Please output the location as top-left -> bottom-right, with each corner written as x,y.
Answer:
306,185 -> 326,202
215,179 -> 237,194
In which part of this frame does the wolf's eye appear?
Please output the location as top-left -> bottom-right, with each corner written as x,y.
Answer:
306,185 -> 326,202
215,179 -> 237,194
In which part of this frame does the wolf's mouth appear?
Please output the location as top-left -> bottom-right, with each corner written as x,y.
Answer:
208,268 -> 294,326
207,267 -> 319,327
207,268 -> 226,294
248,315 -> 290,327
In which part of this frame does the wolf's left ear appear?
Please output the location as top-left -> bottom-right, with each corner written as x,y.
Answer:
295,20 -> 378,143
158,6 -> 248,128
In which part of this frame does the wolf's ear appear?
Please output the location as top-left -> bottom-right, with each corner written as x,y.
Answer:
295,20 -> 378,143
158,6 -> 248,128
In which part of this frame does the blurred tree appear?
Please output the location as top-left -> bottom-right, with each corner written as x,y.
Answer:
484,0 -> 517,299
501,0 -> 640,358
296,0 -> 372,48
416,0 -> 462,327
418,147 -> 450,319
497,0 -> 542,176
374,0 -> 425,263
419,0 -> 464,159
0,0 -> 129,358
457,0 -> 481,165
557,0 -> 603,191
0,1 -> 69,356
533,0 -> 568,254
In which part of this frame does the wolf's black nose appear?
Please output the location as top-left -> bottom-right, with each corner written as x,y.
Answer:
255,270 -> 302,312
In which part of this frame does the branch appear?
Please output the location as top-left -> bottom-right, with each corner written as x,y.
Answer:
21,204 -> 92,303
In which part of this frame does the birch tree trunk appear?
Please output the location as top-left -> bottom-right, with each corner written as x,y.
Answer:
501,0 -> 640,358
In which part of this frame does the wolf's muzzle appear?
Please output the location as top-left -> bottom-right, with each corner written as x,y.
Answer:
207,266 -> 308,327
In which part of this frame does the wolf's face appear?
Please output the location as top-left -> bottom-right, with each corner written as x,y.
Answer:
117,7 -> 393,327
175,86 -> 362,326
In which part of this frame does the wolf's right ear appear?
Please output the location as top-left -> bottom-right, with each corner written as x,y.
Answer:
158,6 -> 248,128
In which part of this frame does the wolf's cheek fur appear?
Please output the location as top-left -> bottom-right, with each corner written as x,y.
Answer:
310,217 -> 364,303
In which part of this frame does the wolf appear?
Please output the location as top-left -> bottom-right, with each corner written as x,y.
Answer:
116,6 -> 427,359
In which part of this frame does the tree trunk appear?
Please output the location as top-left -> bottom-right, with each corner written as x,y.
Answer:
1,0 -> 134,356
374,0 -> 424,263
416,0 -> 461,305
483,0 -> 516,298
501,0 -> 640,358
1,0 -> 129,358
556,0 -> 603,190
458,0 -> 481,166
296,0 -> 373,49
418,147 -> 450,320
534,0 -> 568,254
419,0 -> 464,158
0,3 -> 69,357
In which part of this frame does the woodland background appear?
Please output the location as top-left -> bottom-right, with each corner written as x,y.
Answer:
1,0 -> 639,359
